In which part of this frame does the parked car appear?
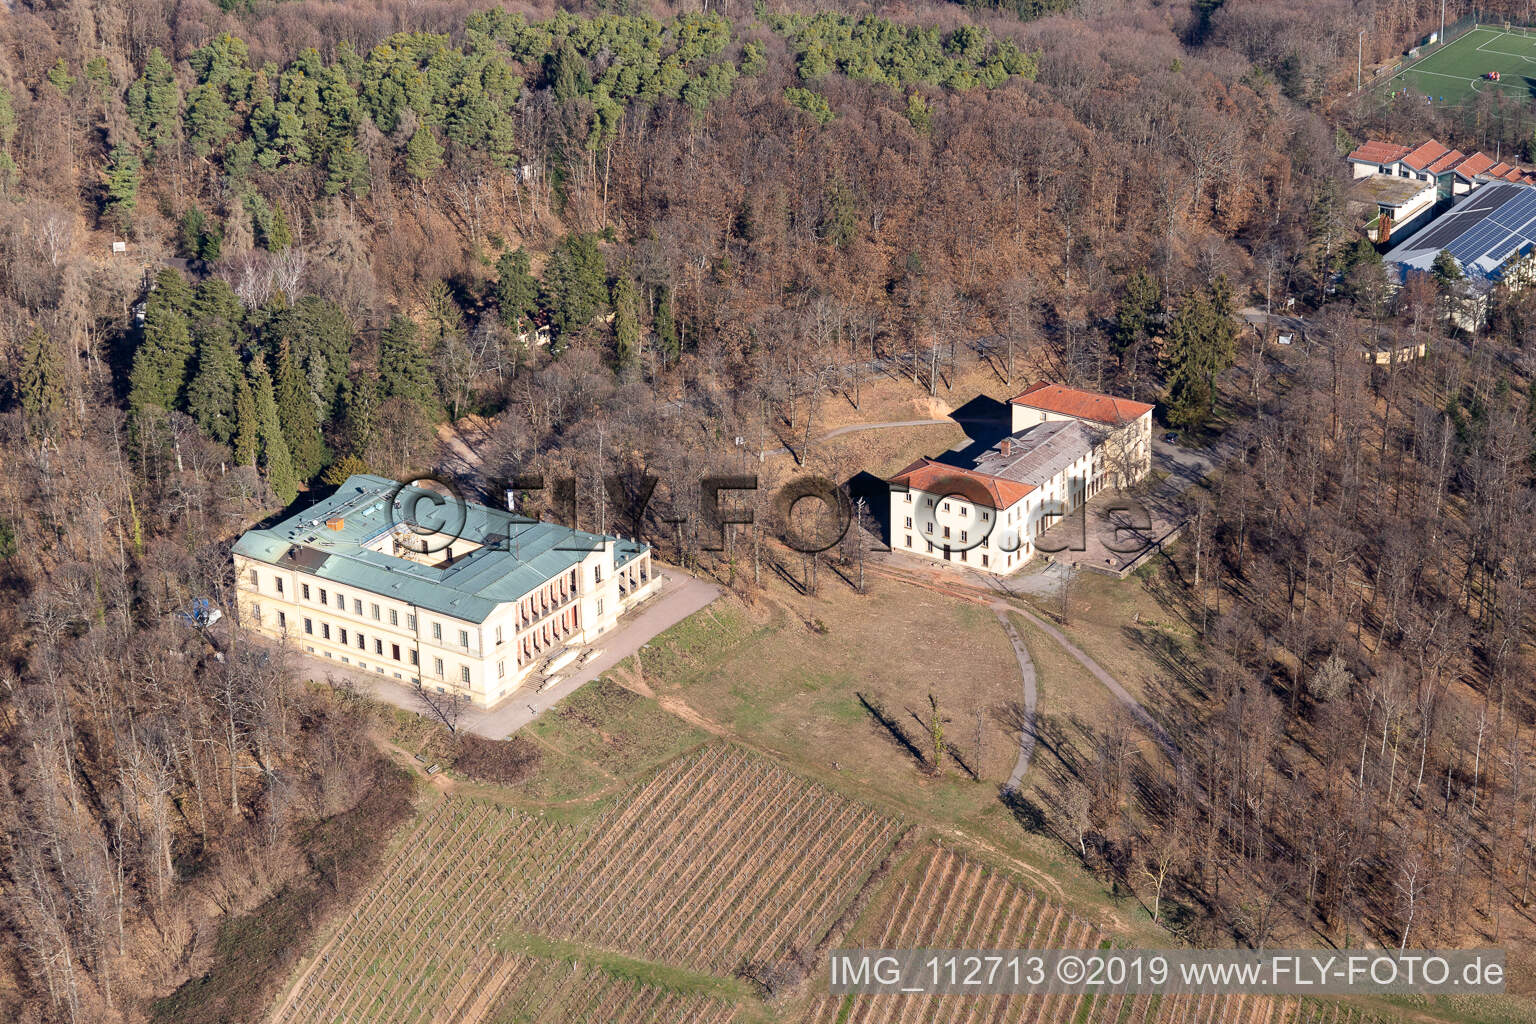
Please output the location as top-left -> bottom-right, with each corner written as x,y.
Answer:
1163,432 -> 1179,443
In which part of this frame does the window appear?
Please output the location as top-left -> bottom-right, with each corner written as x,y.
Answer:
905,536 -> 912,548
304,618 -> 313,634
904,516 -> 912,529
943,526 -> 950,539
251,604 -> 261,624
960,530 -> 967,543
926,540 -> 934,553
410,650 -> 418,666
959,550 -> 967,562
495,625 -> 503,645
339,628 -> 348,644
982,553 -> 990,567
302,583 -> 311,600
357,633 -> 365,650
904,492 -> 912,503
458,629 -> 469,648
596,598 -> 604,615
943,501 -> 950,511
497,660 -> 506,679
406,614 -> 416,630
385,608 -> 396,626
371,603 -> 380,620
374,639 -> 383,655
434,657 -> 444,676
432,622 -> 442,641
594,564 -> 603,583
321,623 -> 331,640
248,568 -> 259,587
319,588 -> 328,604
926,497 -> 935,507
460,665 -> 471,684
391,643 -> 400,661
959,507 -> 968,517
277,611 -> 286,630
981,510 -> 990,521
925,522 -> 933,534
353,598 -> 362,615
276,578 -> 284,595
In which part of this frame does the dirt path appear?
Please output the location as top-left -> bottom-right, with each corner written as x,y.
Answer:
866,563 -> 1179,765
994,608 -> 1038,794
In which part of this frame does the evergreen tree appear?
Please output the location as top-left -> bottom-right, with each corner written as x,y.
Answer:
655,287 -> 680,366
251,359 -> 298,503
340,372 -> 379,456
321,453 -> 371,486
19,326 -> 63,437
1113,269 -> 1160,355
324,135 -> 369,197
273,339 -> 327,479
541,233 -> 608,347
377,315 -> 436,409
233,373 -> 259,466
405,126 -> 444,181
494,248 -> 541,329
185,322 -> 243,444
104,145 -> 140,231
612,274 -> 641,376
1432,249 -> 1465,325
1161,278 -> 1237,430
126,48 -> 182,160
128,271 -> 195,415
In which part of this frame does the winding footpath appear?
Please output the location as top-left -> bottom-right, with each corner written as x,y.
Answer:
994,607 -> 1038,794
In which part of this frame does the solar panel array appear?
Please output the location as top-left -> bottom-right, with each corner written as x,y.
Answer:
1393,182 -> 1536,279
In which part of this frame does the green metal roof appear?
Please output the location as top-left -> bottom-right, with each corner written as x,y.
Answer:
233,474 -> 647,623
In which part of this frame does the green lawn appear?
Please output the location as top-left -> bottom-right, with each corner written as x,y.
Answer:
1384,26 -> 1536,105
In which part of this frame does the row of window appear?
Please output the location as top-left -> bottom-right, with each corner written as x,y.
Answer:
247,569 -> 475,648
253,604 -> 493,684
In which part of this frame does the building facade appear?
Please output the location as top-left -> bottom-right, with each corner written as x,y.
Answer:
887,383 -> 1153,576
233,474 -> 656,708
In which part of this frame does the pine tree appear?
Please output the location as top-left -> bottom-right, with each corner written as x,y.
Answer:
19,326 -> 63,437
105,145 -> 140,231
612,274 -> 641,376
273,339 -> 326,479
1113,269 -> 1160,355
250,359 -> 298,504
233,373 -> 259,466
405,126 -> 444,181
655,287 -> 680,366
541,233 -> 608,346
128,270 -> 195,415
377,315 -> 436,409
324,136 -> 369,197
126,48 -> 182,160
185,324 -> 243,444
494,248 -> 540,329
340,372 -> 378,455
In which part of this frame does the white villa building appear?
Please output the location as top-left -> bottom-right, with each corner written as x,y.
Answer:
888,382 -> 1153,575
233,474 -> 657,708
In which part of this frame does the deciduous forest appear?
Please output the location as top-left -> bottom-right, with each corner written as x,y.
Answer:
3,0 -> 1536,1020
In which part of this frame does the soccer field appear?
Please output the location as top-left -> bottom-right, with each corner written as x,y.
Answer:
1383,25 -> 1536,105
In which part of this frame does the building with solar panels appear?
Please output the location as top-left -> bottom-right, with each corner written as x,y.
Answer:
1383,181 -> 1536,328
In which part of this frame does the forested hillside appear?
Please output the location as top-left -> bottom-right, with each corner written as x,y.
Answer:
0,0 -> 1529,1020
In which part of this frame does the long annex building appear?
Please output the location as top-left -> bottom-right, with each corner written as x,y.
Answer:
888,382 -> 1153,575
233,474 -> 656,707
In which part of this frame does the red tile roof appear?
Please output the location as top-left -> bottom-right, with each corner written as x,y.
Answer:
1348,141 -> 1412,165
1402,140 -> 1450,170
1009,382 -> 1155,427
889,458 -> 1034,510
1488,162 -> 1512,178
1452,151 -> 1494,177
1426,149 -> 1466,173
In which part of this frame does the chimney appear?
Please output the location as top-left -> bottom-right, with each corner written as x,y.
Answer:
1000,438 -> 1013,458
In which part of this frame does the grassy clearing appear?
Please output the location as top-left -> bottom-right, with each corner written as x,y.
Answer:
1383,26 -> 1536,105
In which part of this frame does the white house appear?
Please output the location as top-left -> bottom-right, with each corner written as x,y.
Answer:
888,383 -> 1154,575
